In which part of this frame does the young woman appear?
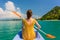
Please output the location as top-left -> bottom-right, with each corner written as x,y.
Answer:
22,10 -> 41,40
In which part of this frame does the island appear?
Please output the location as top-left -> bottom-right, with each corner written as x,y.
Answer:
39,6 -> 60,20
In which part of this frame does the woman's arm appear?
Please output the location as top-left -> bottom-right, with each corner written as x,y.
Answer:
12,11 -> 21,18
35,21 -> 41,29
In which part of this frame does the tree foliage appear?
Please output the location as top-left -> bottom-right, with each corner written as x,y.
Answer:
40,6 -> 60,20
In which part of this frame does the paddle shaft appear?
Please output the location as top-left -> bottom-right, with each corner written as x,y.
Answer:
34,27 -> 47,35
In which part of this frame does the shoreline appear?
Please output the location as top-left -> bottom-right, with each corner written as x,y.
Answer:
37,20 -> 60,21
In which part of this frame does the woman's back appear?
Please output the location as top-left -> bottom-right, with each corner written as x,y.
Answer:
22,18 -> 36,40
22,10 -> 41,40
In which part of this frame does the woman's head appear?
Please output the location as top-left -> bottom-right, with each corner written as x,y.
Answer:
26,10 -> 32,19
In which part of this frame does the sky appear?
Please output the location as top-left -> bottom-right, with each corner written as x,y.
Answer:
0,0 -> 60,19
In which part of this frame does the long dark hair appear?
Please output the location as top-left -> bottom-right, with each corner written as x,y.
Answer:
26,10 -> 32,19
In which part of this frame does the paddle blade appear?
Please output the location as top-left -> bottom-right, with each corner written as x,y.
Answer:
46,34 -> 56,39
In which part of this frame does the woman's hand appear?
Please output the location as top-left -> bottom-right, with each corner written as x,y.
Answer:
37,26 -> 41,29
35,21 -> 41,30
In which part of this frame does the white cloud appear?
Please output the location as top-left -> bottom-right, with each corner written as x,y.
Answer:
0,1 -> 21,19
0,1 -> 39,20
5,1 -> 16,11
32,15 -> 40,19
0,8 -> 4,14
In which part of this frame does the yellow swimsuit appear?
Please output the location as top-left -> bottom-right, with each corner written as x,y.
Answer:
22,19 -> 36,40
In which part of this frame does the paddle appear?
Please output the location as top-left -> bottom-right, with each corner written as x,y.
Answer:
11,11 -> 56,39
34,27 -> 56,39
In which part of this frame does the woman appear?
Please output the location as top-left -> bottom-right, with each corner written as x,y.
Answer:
22,10 -> 41,40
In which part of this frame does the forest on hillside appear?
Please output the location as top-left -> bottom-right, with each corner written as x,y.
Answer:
40,6 -> 60,20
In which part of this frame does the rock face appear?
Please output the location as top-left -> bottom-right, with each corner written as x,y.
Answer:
40,6 -> 60,20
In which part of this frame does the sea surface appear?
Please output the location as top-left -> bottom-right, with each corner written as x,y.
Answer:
0,20 -> 60,40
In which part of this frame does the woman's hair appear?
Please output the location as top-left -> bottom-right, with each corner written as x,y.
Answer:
26,10 -> 32,19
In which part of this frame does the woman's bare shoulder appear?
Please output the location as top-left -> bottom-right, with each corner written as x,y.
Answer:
32,18 -> 36,20
31,18 -> 37,22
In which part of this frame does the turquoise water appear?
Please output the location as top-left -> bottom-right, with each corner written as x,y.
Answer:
0,20 -> 60,40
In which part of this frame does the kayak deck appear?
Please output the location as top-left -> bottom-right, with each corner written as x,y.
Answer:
13,31 -> 45,40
